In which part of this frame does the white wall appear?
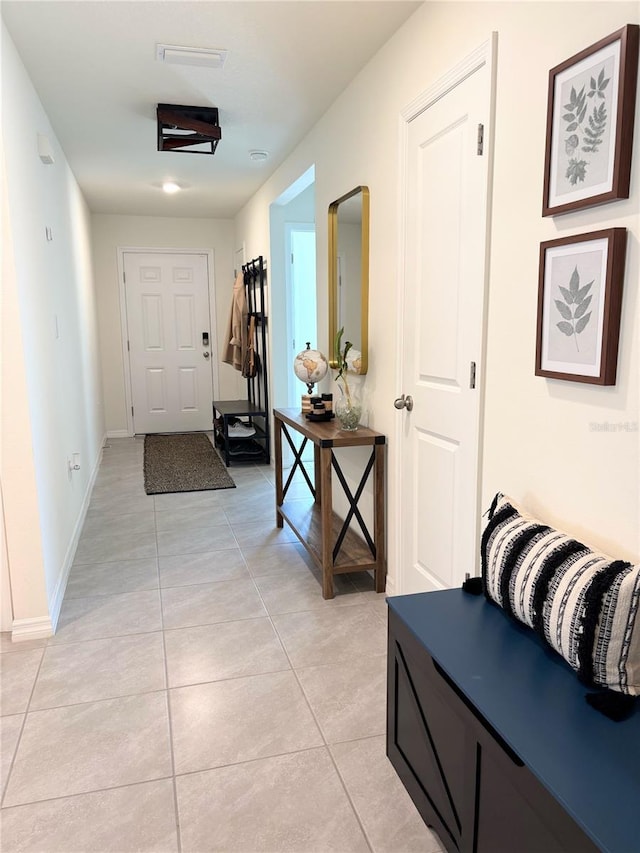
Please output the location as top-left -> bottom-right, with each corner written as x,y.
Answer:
91,214 -> 239,434
270,181 -> 316,410
234,1 -> 640,591
1,23 -> 105,635
1,149 -> 47,633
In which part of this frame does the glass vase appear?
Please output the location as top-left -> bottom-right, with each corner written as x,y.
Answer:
334,381 -> 362,431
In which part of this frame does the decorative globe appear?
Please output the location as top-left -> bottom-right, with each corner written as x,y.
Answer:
294,345 -> 328,392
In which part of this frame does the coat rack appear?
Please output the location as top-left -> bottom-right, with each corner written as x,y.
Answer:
213,256 -> 270,466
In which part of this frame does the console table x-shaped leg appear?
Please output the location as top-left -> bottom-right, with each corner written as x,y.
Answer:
274,408 -> 386,599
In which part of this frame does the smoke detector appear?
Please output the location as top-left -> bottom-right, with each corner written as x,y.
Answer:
249,150 -> 269,162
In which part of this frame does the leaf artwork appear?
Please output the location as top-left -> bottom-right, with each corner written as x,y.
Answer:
582,101 -> 607,153
554,266 -> 593,351
566,158 -> 587,185
561,65 -> 610,184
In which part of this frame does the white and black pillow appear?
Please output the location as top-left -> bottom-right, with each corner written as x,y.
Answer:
481,494 -> 640,699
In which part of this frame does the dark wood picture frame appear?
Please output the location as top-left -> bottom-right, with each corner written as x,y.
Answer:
542,24 -> 639,216
535,229 -> 627,384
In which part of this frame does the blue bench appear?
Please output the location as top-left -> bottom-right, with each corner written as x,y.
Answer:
387,588 -> 640,853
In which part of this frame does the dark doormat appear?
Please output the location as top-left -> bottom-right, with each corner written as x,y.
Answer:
143,433 -> 236,495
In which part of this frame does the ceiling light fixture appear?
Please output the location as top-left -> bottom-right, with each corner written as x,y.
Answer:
249,150 -> 269,162
157,104 -> 221,156
162,181 -> 181,194
156,44 -> 228,69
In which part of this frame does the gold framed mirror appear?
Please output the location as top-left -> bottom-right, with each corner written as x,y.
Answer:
328,185 -> 370,373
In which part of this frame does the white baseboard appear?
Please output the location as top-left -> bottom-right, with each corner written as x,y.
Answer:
11,615 -> 53,642
105,429 -> 130,439
48,442 -> 103,632
385,574 -> 396,596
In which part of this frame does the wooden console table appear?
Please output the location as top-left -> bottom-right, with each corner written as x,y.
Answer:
273,408 -> 386,599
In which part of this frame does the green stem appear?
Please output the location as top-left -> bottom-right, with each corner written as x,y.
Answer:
342,375 -> 352,406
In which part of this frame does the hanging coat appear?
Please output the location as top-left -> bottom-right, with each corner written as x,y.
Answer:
222,271 -> 248,372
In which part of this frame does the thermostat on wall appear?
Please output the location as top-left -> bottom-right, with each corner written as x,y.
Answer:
37,133 -> 55,165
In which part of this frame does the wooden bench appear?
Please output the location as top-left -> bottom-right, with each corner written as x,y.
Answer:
387,588 -> 640,853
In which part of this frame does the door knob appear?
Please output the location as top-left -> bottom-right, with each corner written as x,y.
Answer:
394,394 -> 413,411
203,351 -> 210,359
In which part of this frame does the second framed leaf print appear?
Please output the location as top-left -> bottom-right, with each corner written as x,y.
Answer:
535,228 -> 627,385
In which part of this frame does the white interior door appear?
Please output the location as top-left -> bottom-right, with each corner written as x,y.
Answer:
398,44 -> 494,593
124,252 -> 213,434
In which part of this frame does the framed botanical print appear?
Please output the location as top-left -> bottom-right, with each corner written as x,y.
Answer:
542,24 -> 639,216
535,229 -> 627,384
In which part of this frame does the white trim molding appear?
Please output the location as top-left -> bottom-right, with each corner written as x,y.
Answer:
117,246 -> 218,436
401,36 -> 496,123
47,440 -> 103,632
11,616 -> 53,642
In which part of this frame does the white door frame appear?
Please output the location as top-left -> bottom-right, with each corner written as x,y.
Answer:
117,247 -> 219,437
393,35 -> 497,596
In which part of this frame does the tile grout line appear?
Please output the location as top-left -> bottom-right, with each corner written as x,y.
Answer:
172,743 -> 333,778
263,595 -> 375,853
1,776 -> 176,812
324,740 -> 377,853
257,457 -> 382,851
155,498 -> 183,853
4,448 -> 171,816
0,645 -> 47,809
2,447 -> 386,849
2,450 -> 167,814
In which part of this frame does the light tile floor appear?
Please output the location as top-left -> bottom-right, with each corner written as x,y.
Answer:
0,437 -> 444,853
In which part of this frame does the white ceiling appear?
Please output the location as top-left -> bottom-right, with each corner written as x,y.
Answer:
2,0 -> 421,218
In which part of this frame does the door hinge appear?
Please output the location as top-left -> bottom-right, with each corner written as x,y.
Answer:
470,362 -> 477,389
131,406 -> 134,416
127,340 -> 130,351
291,253 -> 294,264
123,271 -> 126,283
477,124 -> 484,156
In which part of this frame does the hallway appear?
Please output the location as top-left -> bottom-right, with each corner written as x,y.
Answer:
0,438 -> 442,852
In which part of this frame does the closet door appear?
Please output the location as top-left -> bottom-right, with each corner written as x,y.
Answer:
397,42 -> 495,595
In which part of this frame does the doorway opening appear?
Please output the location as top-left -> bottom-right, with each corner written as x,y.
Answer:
286,223 -> 317,405
268,166 -> 316,410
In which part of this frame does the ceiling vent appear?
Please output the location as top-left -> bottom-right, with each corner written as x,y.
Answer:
156,44 -> 227,69
157,104 -> 221,155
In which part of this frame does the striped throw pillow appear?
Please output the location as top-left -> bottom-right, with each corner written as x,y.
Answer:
482,494 -> 640,697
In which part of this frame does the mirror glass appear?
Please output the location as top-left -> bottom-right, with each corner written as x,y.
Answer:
328,186 -> 369,373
